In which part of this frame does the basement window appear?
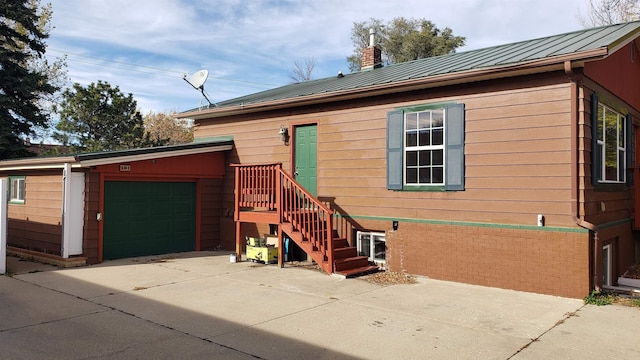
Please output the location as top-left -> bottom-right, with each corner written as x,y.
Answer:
356,231 -> 386,264
9,176 -> 26,204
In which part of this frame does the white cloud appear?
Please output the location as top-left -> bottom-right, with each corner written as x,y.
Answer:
45,0 -> 587,114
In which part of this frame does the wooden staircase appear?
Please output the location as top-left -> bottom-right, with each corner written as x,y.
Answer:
233,163 -> 378,277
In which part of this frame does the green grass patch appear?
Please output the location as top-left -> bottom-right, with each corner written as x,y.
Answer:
583,290 -> 616,306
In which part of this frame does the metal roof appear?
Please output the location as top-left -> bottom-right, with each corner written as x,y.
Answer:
191,21 -> 640,113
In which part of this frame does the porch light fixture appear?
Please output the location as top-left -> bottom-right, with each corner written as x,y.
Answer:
279,125 -> 289,143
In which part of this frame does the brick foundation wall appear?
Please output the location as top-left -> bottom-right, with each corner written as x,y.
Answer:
385,222 -> 590,298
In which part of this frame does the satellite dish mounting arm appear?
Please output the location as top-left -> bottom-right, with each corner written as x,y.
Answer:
183,70 -> 216,109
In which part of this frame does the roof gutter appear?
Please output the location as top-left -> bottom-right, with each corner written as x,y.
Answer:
178,48 -> 609,120
0,156 -> 78,171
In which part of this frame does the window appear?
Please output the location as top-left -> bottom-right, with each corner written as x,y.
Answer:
595,103 -> 627,183
405,109 -> 444,185
591,94 -> 632,185
387,103 -> 465,191
9,176 -> 25,203
357,231 -> 386,263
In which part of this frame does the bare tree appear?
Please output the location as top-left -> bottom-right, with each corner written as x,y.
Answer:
288,57 -> 317,83
578,0 -> 639,27
143,111 -> 193,146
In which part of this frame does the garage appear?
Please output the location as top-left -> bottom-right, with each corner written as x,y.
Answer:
0,138 -> 232,265
103,181 -> 196,260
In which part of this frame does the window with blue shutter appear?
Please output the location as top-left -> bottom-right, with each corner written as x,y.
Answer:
445,104 -> 465,190
386,109 -> 404,190
386,103 -> 465,191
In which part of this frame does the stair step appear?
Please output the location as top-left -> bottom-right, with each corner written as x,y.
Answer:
335,265 -> 380,278
333,247 -> 357,260
333,256 -> 370,271
332,237 -> 349,248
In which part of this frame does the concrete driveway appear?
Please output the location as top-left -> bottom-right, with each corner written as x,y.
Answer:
1,252 -> 638,359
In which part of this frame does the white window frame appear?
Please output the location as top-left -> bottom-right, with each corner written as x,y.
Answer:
9,176 -> 25,204
403,109 -> 446,187
356,231 -> 386,264
602,244 -> 612,286
596,103 -> 626,183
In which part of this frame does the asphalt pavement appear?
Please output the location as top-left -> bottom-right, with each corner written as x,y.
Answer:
1,252 -> 638,359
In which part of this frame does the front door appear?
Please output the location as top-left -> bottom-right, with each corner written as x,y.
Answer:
294,124 -> 318,196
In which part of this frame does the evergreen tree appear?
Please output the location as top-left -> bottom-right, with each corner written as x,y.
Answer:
54,81 -> 149,152
0,0 -> 57,158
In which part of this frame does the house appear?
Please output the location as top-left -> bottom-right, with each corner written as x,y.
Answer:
0,139 -> 232,265
173,22 -> 640,298
3,23 -> 639,299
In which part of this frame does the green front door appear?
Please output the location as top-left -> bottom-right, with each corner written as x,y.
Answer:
103,181 -> 196,260
294,125 -> 318,196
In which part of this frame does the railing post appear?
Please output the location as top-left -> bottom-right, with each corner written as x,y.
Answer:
276,164 -> 284,268
234,166 -> 241,262
326,210 -> 334,272
234,166 -> 240,221
276,164 -> 282,222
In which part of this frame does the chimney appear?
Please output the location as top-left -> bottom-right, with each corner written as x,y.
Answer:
361,28 -> 382,71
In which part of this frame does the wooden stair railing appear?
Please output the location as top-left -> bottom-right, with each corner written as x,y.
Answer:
234,163 -> 279,211
279,169 -> 334,274
233,163 -> 377,277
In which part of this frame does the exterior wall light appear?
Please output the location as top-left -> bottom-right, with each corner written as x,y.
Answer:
279,125 -> 289,143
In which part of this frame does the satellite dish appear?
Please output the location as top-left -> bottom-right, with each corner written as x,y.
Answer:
182,69 -> 215,109
186,70 -> 208,89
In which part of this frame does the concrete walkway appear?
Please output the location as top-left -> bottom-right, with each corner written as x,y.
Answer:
1,252 -> 638,359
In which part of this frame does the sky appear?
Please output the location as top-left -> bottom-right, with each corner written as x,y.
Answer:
44,0 -> 590,116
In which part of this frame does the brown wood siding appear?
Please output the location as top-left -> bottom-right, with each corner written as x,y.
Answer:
193,61 -> 640,295
579,81 -> 638,286
92,152 -> 226,179
83,172 -> 100,264
582,83 -> 636,226
197,74 -> 579,243
321,82 -> 575,228
585,42 -> 640,112
7,172 -> 63,254
200,178 -> 223,250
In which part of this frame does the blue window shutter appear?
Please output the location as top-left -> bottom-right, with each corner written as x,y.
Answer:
591,93 -> 600,185
626,114 -> 633,186
387,109 -> 404,190
445,103 -> 465,191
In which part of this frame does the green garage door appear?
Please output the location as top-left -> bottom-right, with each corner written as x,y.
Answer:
104,181 -> 196,260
